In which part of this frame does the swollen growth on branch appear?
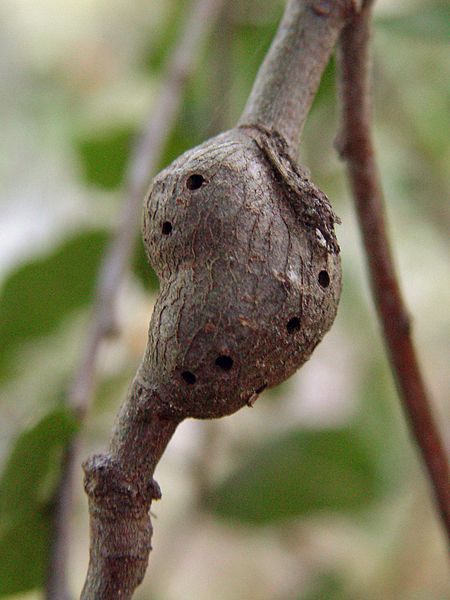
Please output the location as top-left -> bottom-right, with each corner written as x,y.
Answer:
81,2 -> 362,598
141,125 -> 341,420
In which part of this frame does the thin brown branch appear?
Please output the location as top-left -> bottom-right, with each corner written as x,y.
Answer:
238,0 -> 361,158
81,381 -> 180,599
44,1 -> 226,597
336,0 -> 450,543
79,0 -> 370,597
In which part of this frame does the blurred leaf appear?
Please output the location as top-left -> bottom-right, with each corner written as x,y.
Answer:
311,57 -> 335,111
231,20 -> 278,119
376,4 -> 450,41
0,407 -> 78,520
297,574 -> 347,600
143,0 -> 187,73
206,428 -> 382,525
76,126 -> 136,189
356,360 -> 411,491
0,516 -> 51,597
158,76 -> 210,170
0,407 -> 78,595
93,371 -> 134,413
0,230 -> 108,376
133,237 -> 160,292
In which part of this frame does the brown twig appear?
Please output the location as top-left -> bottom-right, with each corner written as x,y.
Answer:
80,1 -> 362,598
336,0 -> 450,542
239,0 -> 361,157
44,1 -> 226,597
81,383 -> 180,599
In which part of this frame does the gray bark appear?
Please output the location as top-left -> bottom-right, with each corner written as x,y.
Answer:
81,1 -> 360,597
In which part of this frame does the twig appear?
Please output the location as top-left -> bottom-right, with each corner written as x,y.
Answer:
44,1 -> 226,598
81,384 -> 180,599
336,0 -> 450,542
239,0 -> 361,157
80,1 -> 361,597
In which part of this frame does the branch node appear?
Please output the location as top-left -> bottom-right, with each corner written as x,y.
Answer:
148,478 -> 162,501
83,455 -> 152,516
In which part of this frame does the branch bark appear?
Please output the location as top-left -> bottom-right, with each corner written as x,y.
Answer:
81,381 -> 180,598
44,1 -> 226,598
239,0 -> 360,157
80,1 -> 361,597
336,0 -> 450,543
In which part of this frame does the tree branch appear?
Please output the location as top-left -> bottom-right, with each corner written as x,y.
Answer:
45,1 -> 226,598
336,0 -> 450,543
81,381 -> 180,599
80,1 -> 364,597
238,0 -> 360,157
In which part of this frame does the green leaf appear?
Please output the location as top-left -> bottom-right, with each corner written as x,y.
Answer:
0,407 -> 78,595
76,126 -> 136,189
0,408 -> 78,519
143,0 -> 187,73
311,56 -> 335,111
157,82 -> 208,171
0,515 -> 51,597
231,20 -> 279,119
297,574 -> 347,600
376,4 -> 450,42
0,229 -> 108,376
206,428 -> 382,525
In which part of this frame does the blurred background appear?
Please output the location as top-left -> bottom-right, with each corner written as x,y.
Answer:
0,0 -> 449,598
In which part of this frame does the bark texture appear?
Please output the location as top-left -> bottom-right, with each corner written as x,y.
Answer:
239,0 -> 360,156
48,0 -> 227,596
141,126 -> 341,419
82,125 -> 342,599
81,0 -> 362,596
82,384 -> 179,598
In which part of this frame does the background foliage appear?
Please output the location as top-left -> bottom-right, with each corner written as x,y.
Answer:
0,0 -> 449,598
